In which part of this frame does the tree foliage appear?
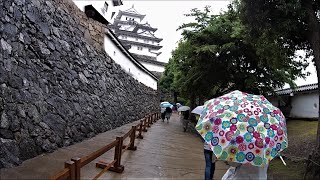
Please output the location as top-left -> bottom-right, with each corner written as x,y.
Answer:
160,3 -> 308,110
240,0 -> 320,176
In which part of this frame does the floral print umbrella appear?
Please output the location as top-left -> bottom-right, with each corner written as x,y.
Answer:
196,90 -> 288,167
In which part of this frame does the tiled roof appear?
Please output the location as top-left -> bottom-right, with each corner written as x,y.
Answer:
275,83 -> 318,95
119,39 -> 162,50
131,53 -> 167,66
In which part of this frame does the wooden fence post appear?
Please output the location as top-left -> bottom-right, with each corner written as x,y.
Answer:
128,126 -> 137,150
65,160 -> 76,180
147,115 -> 151,127
137,120 -> 143,139
109,137 -> 124,173
153,113 -> 156,122
71,157 -> 81,180
142,118 -> 147,132
149,114 -> 154,125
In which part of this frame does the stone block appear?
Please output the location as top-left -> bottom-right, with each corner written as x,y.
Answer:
90,30 -> 96,36
0,0 -> 159,169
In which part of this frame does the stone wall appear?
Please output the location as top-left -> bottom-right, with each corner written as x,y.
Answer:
0,0 -> 158,168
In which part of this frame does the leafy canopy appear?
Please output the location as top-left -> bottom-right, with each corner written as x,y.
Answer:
160,2 -> 309,104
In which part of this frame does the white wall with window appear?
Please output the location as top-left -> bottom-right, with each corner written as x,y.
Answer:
130,45 -> 157,57
118,35 -> 155,46
73,0 -> 123,23
123,16 -> 136,21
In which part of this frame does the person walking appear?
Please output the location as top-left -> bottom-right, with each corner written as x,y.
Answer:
165,106 -> 172,123
161,106 -> 166,122
204,142 -> 216,180
180,110 -> 190,132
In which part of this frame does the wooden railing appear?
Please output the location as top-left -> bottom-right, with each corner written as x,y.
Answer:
51,112 -> 160,180
50,161 -> 76,180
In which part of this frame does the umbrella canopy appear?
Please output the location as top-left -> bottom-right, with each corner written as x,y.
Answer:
196,90 -> 288,167
161,103 -> 173,108
191,106 -> 204,115
178,106 -> 190,112
161,101 -> 170,104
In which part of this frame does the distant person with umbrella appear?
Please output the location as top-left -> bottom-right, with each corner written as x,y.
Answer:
165,106 -> 172,123
178,106 -> 191,132
160,102 -> 172,122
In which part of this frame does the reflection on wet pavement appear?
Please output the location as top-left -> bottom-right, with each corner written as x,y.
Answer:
0,113 -> 227,179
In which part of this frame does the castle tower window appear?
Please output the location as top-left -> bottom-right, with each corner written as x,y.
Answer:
102,2 -> 108,14
112,0 -> 123,6
137,46 -> 143,50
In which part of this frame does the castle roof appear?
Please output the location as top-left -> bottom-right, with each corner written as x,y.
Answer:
114,29 -> 163,42
132,23 -> 157,32
132,53 -> 167,66
115,5 -> 146,21
273,83 -> 318,96
119,39 -> 162,50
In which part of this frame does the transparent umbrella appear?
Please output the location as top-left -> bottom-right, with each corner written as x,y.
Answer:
178,106 -> 190,112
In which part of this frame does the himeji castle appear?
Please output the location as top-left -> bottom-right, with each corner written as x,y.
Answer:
109,6 -> 166,77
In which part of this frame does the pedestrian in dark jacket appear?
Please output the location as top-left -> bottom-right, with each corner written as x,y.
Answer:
165,107 -> 172,123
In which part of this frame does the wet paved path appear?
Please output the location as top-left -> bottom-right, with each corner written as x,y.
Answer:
0,113 -> 227,179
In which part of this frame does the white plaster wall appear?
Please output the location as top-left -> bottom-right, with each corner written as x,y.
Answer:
290,93 -> 319,118
73,0 -> 122,23
129,45 -> 157,57
104,36 -> 157,90
141,62 -> 165,72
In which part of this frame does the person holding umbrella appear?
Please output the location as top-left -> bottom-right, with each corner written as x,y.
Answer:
178,106 -> 191,131
160,102 -> 172,122
192,105 -> 216,180
196,90 -> 288,180
165,106 -> 173,123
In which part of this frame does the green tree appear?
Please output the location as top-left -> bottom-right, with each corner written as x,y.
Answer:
240,0 -> 320,176
160,3 -> 308,119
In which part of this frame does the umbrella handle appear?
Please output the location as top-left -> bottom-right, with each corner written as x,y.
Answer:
279,153 -> 287,166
